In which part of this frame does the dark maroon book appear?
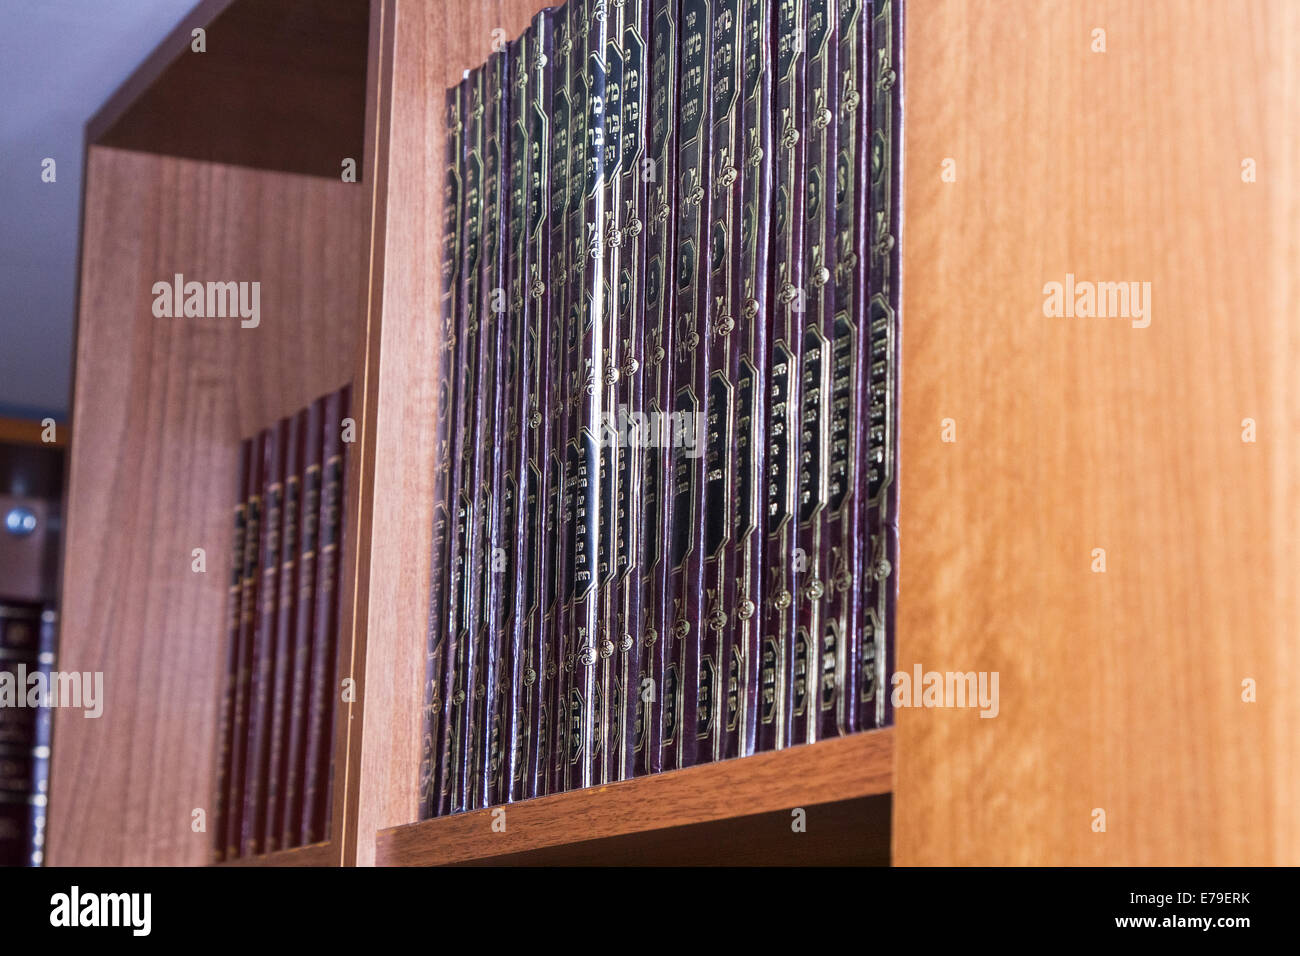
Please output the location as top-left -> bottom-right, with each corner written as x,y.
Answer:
264,412 -> 302,851
212,439 -> 250,862
225,430 -> 264,858
758,0 -> 808,754
242,419 -> 285,856
301,386 -> 348,844
282,400 -> 322,845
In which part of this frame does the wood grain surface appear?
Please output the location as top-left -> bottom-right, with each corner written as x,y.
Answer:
93,0 -> 369,179
51,146 -> 368,865
375,728 -> 893,865
893,0 -> 1300,865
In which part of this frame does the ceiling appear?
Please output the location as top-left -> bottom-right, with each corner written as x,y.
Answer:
0,0 -> 199,421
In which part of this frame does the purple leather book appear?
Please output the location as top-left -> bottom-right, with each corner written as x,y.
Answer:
300,385 -> 348,844
242,421 -> 284,856
701,0 -> 745,765
500,28 -> 530,806
213,439 -> 249,861
282,399 -> 322,843
725,0 -> 773,760
541,8 -> 573,797
522,8 -> 556,802
661,0 -> 713,773
792,0 -> 838,747
226,430 -> 264,857
606,0 -> 651,783
264,412 -> 302,850
558,0 -> 606,793
859,0 -> 902,732
758,0 -> 808,754
450,68 -> 486,815
634,0 -> 679,778
421,86 -> 463,821
473,46 -> 510,811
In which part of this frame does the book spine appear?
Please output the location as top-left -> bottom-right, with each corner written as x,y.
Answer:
0,604 -> 41,866
662,0 -> 713,772
823,0 -> 866,737
608,0 -> 650,783
301,386 -> 348,843
540,15 -> 572,798
549,2 -> 584,796
28,607 -> 56,865
213,439 -> 250,861
450,69 -> 485,815
759,0 -> 808,753
596,0 -> 625,790
243,420 -> 285,856
265,413 -> 302,850
861,0 -> 901,731
501,31 -> 529,806
472,47 -> 510,810
729,0 -> 773,759
565,0 -> 609,792
701,0 -> 744,764
422,88 -> 464,820
282,400 -> 322,843
793,0 -> 837,746
522,9 -> 555,802
226,432 -> 264,857
634,0 -> 678,778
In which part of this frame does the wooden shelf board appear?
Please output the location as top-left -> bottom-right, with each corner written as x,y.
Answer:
213,841 -> 338,867
375,728 -> 893,866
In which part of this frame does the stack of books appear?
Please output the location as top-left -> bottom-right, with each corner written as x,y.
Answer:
421,0 -> 901,817
0,603 -> 56,866
214,386 -> 350,860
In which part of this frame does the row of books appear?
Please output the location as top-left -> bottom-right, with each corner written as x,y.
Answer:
0,602 -> 56,866
420,0 -> 901,817
214,386 -> 350,860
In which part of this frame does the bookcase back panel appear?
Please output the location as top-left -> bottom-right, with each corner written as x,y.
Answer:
894,0 -> 1300,864
51,146 -> 368,865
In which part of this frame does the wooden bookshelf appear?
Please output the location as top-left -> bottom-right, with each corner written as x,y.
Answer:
53,0 -> 1300,867
376,730 -> 893,866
